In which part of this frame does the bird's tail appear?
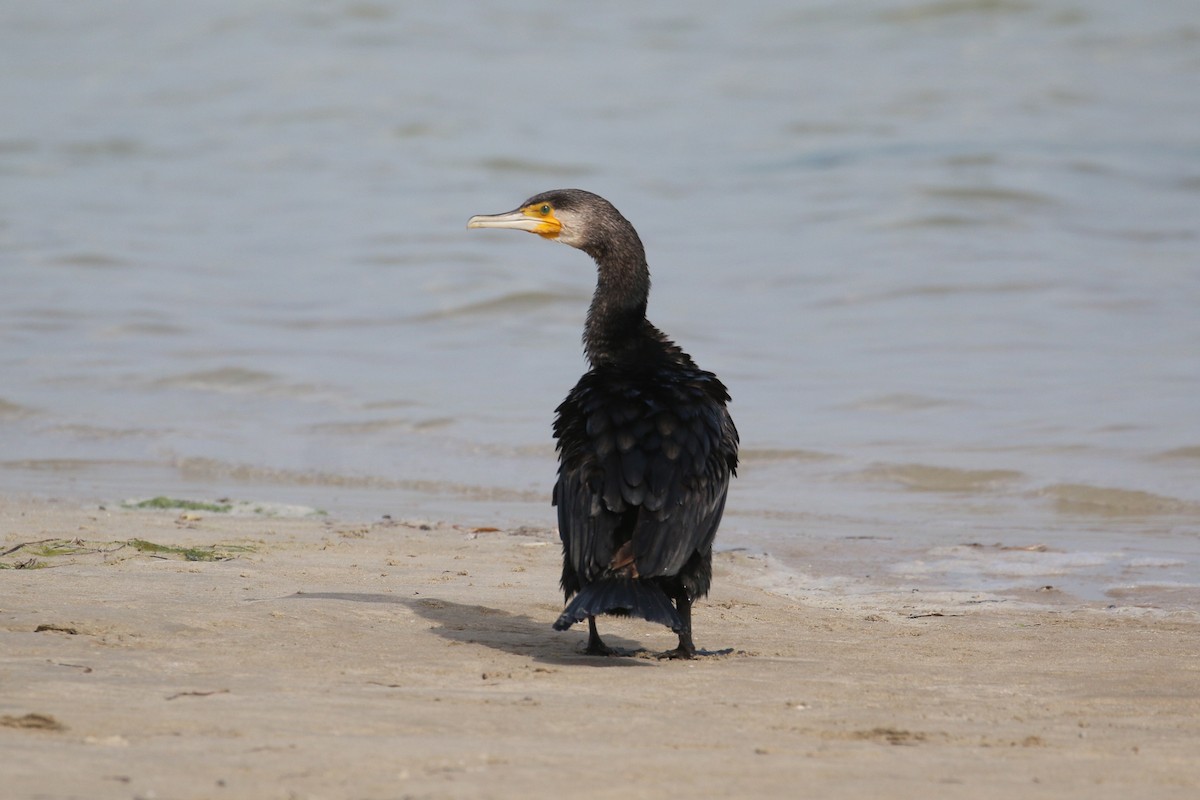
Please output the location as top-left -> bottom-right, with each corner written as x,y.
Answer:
553,579 -> 682,633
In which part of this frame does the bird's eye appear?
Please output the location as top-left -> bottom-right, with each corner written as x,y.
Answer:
539,204 -> 551,216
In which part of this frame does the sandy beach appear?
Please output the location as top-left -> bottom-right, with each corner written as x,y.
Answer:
1,496 -> 1197,799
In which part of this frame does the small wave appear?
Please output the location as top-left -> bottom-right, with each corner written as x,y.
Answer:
0,398 -> 36,419
0,458 -> 158,472
153,367 -> 275,390
1067,224 -> 1196,243
241,106 -> 362,126
358,250 -> 489,267
892,545 -> 1113,579
888,214 -> 981,228
59,137 -> 145,158
1039,484 -> 1200,517
343,3 -> 391,21
822,282 -> 1053,307
101,321 -> 189,337
0,138 -> 37,154
1151,446 -> 1200,461
477,157 -> 594,177
265,315 -> 404,331
173,457 -> 545,503
881,1 -> 1034,24
416,291 -> 578,322
48,252 -> 129,268
855,463 -> 1025,493
921,184 -> 1057,206
393,122 -> 434,139
841,393 -> 960,412
150,367 -> 324,397
48,424 -> 160,440
1127,557 -> 1189,569
307,417 -> 455,435
887,281 -> 1055,298
739,448 -> 837,463
1105,585 -> 1200,607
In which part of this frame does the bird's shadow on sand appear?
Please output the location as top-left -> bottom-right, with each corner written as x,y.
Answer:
284,591 -> 657,667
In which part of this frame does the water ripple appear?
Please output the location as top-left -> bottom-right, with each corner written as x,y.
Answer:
1039,484 -> 1200,517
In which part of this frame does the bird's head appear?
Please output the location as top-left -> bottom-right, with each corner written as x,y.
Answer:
467,189 -> 624,251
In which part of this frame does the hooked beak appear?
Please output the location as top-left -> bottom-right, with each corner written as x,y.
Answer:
467,208 -> 562,239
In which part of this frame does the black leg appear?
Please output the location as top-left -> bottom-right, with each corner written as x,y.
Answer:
584,615 -> 615,656
658,594 -> 696,660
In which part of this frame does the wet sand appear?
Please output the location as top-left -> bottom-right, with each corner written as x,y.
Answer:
3,497 -> 1198,799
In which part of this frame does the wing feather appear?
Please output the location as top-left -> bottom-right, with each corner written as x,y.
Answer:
554,366 -> 739,593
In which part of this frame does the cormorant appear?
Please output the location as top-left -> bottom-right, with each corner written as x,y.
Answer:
467,189 -> 738,658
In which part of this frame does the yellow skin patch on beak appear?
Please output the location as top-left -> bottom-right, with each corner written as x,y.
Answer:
524,203 -> 562,239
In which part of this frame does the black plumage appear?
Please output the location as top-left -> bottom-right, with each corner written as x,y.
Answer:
468,189 -> 738,658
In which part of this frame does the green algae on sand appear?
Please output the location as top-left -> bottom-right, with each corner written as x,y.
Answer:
0,537 -> 255,568
125,496 -> 234,513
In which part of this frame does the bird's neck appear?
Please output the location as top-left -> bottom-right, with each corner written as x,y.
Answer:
582,240 -> 652,368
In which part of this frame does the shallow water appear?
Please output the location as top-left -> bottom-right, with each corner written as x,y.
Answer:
2,2 -> 1199,610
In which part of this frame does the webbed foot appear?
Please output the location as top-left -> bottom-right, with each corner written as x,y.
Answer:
656,644 -> 695,660
583,639 -> 618,656
583,615 -> 615,656
655,645 -> 734,660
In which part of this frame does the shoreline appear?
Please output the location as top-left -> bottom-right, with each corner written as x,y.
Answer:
3,496 -> 1199,798
7,466 -> 1200,618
